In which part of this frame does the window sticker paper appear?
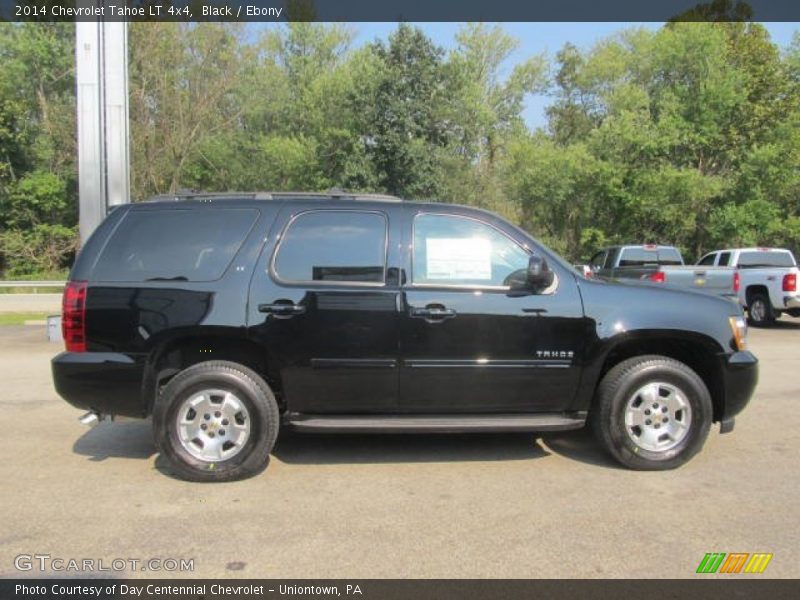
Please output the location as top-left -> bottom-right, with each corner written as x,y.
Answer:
426,237 -> 492,280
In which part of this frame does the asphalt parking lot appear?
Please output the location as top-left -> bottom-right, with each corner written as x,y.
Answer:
1,322 -> 798,579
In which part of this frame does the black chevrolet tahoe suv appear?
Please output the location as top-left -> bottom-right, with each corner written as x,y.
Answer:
52,192 -> 758,481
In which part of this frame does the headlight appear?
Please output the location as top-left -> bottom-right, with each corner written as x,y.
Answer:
729,316 -> 747,351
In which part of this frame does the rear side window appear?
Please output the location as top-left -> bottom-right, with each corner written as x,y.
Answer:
272,211 -> 387,284
92,208 -> 258,282
718,252 -> 731,266
737,251 -> 796,268
619,247 -> 682,267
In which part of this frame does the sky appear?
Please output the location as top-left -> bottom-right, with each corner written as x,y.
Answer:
343,22 -> 800,130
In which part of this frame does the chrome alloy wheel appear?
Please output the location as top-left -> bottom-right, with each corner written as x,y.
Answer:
750,299 -> 766,323
176,389 -> 251,462
624,381 -> 692,452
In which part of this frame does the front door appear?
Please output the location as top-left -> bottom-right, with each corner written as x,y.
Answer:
399,211 -> 585,414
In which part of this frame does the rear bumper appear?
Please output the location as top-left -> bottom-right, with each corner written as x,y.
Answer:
52,352 -> 147,418
719,350 -> 758,423
782,295 -> 800,310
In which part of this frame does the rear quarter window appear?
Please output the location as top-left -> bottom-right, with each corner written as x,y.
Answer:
91,208 -> 259,282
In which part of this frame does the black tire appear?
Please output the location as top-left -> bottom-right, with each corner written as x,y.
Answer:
153,361 -> 279,482
591,355 -> 713,470
747,293 -> 775,327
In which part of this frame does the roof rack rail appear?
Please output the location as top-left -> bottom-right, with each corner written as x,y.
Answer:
145,189 -> 403,203
146,191 -> 273,202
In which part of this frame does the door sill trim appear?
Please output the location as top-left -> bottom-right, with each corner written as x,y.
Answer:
285,413 -> 586,434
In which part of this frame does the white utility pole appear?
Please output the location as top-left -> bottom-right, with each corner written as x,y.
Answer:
75,6 -> 130,243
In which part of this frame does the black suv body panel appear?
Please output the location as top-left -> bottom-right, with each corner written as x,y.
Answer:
52,195 -> 758,425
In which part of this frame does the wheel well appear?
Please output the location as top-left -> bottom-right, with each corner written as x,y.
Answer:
146,335 -> 284,413
597,336 -> 725,422
745,285 -> 768,307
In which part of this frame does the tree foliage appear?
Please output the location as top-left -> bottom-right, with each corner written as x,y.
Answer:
1,20 -> 799,277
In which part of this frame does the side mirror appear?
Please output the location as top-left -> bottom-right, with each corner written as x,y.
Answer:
528,255 -> 555,290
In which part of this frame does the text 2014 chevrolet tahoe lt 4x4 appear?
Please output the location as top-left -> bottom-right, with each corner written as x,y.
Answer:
52,192 -> 758,481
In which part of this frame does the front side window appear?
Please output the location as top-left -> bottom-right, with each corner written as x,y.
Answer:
698,253 -> 717,266
412,214 -> 529,287
589,251 -> 607,269
604,249 -> 618,269
273,211 -> 387,284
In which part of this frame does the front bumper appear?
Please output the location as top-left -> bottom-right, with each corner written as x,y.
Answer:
52,352 -> 147,418
719,350 -> 758,425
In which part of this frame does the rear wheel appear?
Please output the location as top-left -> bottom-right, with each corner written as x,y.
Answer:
153,361 -> 279,482
591,355 -> 712,470
748,293 -> 775,326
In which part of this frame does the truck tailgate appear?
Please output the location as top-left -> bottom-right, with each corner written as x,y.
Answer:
660,266 -> 736,294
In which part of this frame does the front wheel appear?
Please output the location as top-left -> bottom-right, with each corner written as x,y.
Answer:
591,355 -> 712,470
153,361 -> 279,482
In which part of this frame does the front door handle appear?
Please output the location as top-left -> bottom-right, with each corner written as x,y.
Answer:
411,305 -> 456,322
258,302 -> 307,318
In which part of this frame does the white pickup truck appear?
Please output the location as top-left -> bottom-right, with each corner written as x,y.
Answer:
696,247 -> 800,326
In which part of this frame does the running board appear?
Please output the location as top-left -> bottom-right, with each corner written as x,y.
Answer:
285,413 -> 586,434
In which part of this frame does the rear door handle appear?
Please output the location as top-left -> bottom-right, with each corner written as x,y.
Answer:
411,305 -> 456,322
258,302 -> 307,317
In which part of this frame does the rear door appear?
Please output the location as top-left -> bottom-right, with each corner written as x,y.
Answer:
247,203 -> 402,414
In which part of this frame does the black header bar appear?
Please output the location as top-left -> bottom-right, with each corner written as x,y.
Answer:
2,0 -> 800,23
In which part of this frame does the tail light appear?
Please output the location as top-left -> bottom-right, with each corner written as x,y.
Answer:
644,271 -> 666,283
62,281 -> 88,352
783,273 -> 797,292
733,271 -> 740,293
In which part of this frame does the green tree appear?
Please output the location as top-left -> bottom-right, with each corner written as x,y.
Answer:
128,22 -> 245,196
0,23 -> 76,277
355,24 -> 452,198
